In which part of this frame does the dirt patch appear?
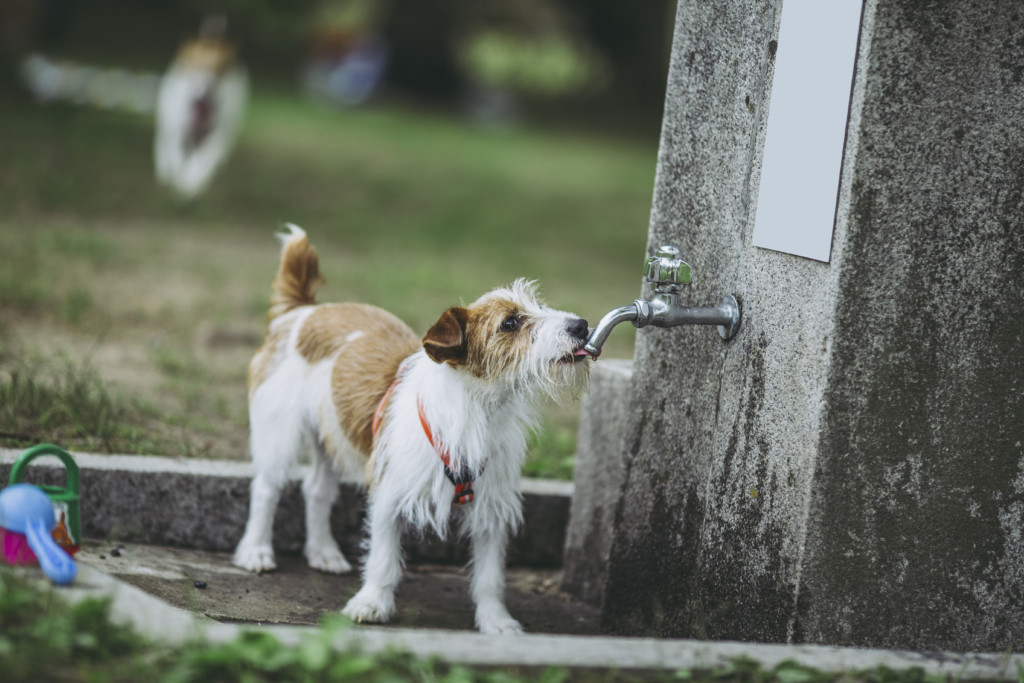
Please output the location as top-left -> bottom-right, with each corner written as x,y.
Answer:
78,540 -> 601,634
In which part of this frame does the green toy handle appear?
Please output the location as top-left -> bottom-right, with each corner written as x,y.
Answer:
9,444 -> 81,546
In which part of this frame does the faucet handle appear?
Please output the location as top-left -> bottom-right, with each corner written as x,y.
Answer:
644,244 -> 691,291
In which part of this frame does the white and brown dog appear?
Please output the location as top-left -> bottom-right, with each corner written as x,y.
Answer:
154,17 -> 248,200
233,226 -> 591,634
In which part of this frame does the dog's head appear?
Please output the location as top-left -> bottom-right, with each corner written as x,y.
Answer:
422,279 -> 591,399
175,16 -> 238,77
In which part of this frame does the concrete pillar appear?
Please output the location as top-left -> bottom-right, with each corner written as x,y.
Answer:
590,0 -> 1024,651
563,360 -> 634,606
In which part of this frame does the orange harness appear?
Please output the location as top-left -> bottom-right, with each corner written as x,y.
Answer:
372,375 -> 478,505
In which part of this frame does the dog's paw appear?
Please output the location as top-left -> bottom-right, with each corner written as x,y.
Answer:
232,544 -> 277,573
342,586 -> 395,624
305,545 -> 353,574
476,603 -> 523,635
477,615 -> 524,635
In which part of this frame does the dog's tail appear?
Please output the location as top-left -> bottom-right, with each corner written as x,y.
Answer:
267,224 -> 323,322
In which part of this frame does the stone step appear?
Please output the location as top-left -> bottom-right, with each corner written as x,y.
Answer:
0,448 -> 572,568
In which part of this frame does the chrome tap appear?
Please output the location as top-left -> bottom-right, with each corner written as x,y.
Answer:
583,245 -> 741,356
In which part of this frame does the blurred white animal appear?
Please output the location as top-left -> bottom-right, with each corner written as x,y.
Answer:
154,17 -> 248,200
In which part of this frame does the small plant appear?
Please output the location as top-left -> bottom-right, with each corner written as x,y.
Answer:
1,566 -> 576,682
0,567 -> 152,681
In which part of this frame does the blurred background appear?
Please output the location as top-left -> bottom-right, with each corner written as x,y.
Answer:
0,0 -> 671,478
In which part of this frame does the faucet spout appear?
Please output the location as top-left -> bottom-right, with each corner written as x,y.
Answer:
583,303 -> 640,357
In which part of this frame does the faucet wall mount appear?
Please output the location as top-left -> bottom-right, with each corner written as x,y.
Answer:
583,244 -> 742,356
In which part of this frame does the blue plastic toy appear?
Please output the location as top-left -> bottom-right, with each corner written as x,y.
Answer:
0,483 -> 77,585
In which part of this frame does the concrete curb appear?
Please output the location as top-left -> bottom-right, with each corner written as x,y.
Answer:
63,564 -> 1024,677
0,449 -> 572,568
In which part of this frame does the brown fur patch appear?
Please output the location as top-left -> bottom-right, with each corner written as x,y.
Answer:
461,297 -> 532,380
268,234 -> 323,323
422,299 -> 532,379
294,304 -> 420,457
248,317 -> 295,400
176,38 -> 237,75
297,304 -> 382,363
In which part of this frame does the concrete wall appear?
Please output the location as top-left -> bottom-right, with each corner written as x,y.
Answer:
586,0 -> 1024,650
796,1 -> 1024,650
0,450 -> 573,568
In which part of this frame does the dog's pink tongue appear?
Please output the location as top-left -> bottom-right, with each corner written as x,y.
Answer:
575,348 -> 596,359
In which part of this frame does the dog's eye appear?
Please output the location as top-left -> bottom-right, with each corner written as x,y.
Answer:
500,315 -> 520,332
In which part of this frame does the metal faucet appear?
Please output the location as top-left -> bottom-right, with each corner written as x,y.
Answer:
583,244 -> 741,356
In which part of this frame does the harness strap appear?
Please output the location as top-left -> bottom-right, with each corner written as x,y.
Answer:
416,399 -> 476,505
371,372 -> 478,505
371,378 -> 398,438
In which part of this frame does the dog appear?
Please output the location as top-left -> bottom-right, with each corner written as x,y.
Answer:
233,226 -> 592,634
154,16 -> 248,200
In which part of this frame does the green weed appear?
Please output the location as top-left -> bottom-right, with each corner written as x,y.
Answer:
0,566 -> 989,683
0,568 -> 152,682
0,355 -> 120,448
0,567 -> 576,683
0,354 -> 167,455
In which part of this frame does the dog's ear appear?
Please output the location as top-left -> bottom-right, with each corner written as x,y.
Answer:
423,307 -> 470,364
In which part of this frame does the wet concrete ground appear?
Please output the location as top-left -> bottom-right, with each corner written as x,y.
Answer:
77,539 -> 601,635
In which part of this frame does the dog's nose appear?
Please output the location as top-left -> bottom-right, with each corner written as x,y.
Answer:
567,318 -> 589,342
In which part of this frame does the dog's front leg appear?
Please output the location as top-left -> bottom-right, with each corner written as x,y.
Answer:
470,522 -> 523,635
341,498 -> 403,624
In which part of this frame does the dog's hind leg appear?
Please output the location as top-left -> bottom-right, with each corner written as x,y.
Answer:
302,447 -> 353,573
233,468 -> 286,572
233,392 -> 304,573
341,495 -> 403,623
470,523 -> 523,635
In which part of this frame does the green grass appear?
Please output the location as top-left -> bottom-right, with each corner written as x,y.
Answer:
0,354 -> 170,455
0,84 -> 649,474
525,419 -> 579,480
0,355 -> 120,447
2,566 -> 982,683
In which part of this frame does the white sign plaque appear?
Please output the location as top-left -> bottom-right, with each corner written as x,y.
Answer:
752,0 -> 863,263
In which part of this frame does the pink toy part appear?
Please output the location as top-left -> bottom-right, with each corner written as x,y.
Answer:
0,527 -> 38,565
0,514 -> 80,564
